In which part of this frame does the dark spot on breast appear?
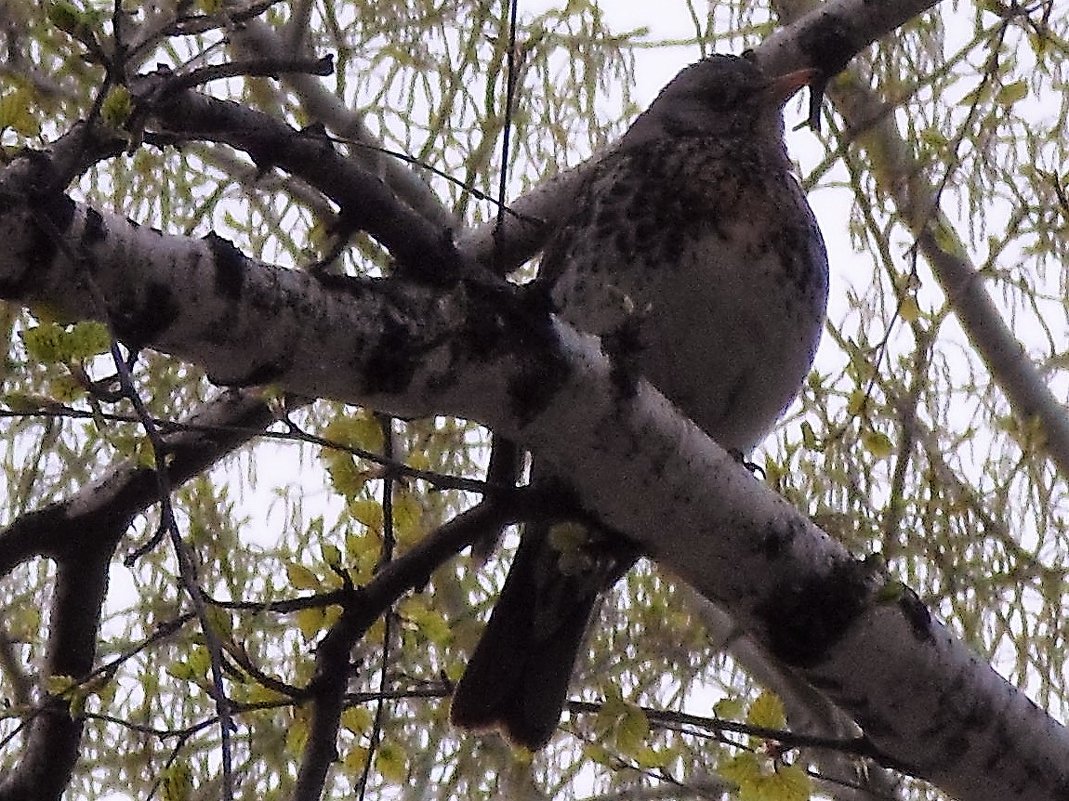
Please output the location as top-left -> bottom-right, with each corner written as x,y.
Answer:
633,219 -> 659,242
614,226 -> 638,256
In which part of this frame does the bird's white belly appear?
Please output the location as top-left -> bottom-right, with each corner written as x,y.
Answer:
553,239 -> 820,453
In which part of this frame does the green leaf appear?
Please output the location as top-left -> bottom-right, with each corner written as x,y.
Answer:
714,696 -> 745,720
46,0 -> 83,33
323,411 -> 385,453
285,714 -> 309,755
919,127 -> 948,148
392,489 -> 424,546
594,684 -> 628,735
203,605 -> 233,639
630,743 -> 672,769
862,430 -> 894,459
135,437 -> 157,469
548,521 -> 586,550
321,543 -> 343,570
340,706 -> 373,734
342,744 -> 370,775
995,80 -> 1027,106
1028,30 -> 1049,57
187,646 -> 211,678
44,674 -> 79,697
846,389 -> 867,416
345,528 -> 378,584
1,391 -> 61,412
295,607 -> 325,641
66,321 -> 111,359
721,751 -> 812,801
161,761 -> 193,801
874,579 -> 906,604
898,296 -> 921,322
761,762 -> 811,801
349,499 -> 383,532
167,661 -> 197,682
101,86 -> 133,128
244,683 -> 289,704
930,216 -> 967,260
324,452 -> 369,498
719,752 -> 761,794
0,84 -> 40,138
614,702 -> 650,756
21,321 -> 110,364
294,604 -> 342,641
22,323 -> 68,363
46,0 -> 105,51
747,691 -> 787,731
376,740 -> 408,784
286,562 -> 320,591
582,742 -> 614,766
398,596 -> 452,646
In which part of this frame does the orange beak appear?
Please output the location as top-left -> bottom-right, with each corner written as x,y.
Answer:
764,68 -> 820,106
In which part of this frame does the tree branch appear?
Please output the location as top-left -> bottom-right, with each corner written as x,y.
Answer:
0,176 -> 1065,798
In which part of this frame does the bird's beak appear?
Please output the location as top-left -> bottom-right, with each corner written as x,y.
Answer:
763,68 -> 820,106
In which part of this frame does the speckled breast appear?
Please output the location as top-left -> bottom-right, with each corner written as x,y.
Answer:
544,136 -> 828,452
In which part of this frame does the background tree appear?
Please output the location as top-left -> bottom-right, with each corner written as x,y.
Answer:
0,1 -> 1067,800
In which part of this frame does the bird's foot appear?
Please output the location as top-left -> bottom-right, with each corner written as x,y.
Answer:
728,447 -> 765,479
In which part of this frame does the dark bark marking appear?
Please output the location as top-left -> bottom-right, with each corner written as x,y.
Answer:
755,516 -> 803,560
364,310 -> 419,396
899,588 -> 934,642
797,12 -> 860,82
204,231 -> 246,301
208,358 -> 289,388
502,289 -> 572,429
80,206 -> 106,247
111,280 -> 180,347
760,555 -> 874,668
0,193 -> 75,297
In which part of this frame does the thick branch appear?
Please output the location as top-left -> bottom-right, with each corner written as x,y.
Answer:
0,186 -> 1065,799
760,0 -> 945,77
0,552 -> 111,801
132,75 -> 461,281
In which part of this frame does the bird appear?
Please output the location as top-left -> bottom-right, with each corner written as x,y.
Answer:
450,53 -> 829,751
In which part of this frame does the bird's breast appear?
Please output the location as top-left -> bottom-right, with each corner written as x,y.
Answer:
549,164 -> 827,452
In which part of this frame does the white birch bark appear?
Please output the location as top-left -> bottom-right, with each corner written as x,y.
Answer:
0,190 -> 1066,801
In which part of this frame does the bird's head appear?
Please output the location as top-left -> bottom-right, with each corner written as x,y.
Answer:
620,54 -> 817,151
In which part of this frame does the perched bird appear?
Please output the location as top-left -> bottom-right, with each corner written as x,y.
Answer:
451,53 -> 829,750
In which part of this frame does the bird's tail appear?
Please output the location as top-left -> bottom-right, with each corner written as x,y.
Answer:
450,519 -> 599,750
